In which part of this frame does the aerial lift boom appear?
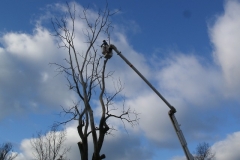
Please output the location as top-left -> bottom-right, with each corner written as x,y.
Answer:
101,40 -> 193,160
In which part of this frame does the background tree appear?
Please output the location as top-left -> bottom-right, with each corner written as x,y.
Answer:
0,143 -> 18,160
194,142 -> 215,160
30,127 -> 70,160
51,2 -> 139,160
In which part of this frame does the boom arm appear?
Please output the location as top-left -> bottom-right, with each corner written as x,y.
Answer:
103,43 -> 193,160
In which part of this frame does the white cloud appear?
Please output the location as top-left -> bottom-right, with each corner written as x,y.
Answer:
0,26 -> 76,120
125,93 -> 179,147
1,27 -> 57,61
18,139 -> 33,160
156,54 -> 223,107
212,131 -> 240,160
210,0 -> 240,98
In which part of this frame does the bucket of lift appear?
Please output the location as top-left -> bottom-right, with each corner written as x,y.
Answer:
101,40 -> 113,59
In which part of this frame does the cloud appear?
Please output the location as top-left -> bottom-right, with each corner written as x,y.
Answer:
0,26 -> 77,120
125,93 -> 178,148
156,53 -> 223,107
212,131 -> 240,160
2,28 -> 54,61
209,0 -> 240,98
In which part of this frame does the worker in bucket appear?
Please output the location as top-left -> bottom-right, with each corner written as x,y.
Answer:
101,40 -> 113,59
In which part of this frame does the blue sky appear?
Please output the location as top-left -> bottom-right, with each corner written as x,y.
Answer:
1,0 -> 240,159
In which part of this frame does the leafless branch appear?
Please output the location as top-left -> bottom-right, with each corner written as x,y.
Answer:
0,143 -> 18,160
194,142 -> 215,160
30,127 -> 70,160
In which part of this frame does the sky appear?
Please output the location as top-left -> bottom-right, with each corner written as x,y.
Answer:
0,0 -> 240,159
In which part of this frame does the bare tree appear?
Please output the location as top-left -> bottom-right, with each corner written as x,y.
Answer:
51,2 -> 139,160
30,127 -> 70,160
0,143 -> 18,160
194,142 -> 215,160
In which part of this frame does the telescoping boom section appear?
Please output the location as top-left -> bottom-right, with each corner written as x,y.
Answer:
101,40 -> 194,160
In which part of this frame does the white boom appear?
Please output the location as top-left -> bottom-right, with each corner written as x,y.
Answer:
101,41 -> 193,160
